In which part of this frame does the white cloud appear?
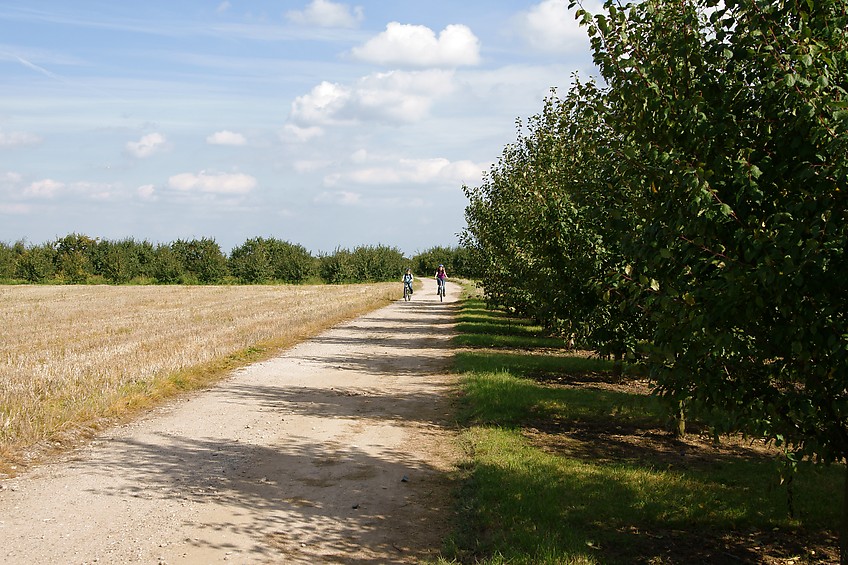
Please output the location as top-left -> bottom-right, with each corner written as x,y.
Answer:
351,22 -> 480,68
125,133 -> 167,158
2,171 -> 23,185
283,124 -> 325,142
516,0 -> 598,53
215,1 -> 231,14
289,69 -> 455,127
290,81 -> 352,126
293,159 -> 331,173
168,171 -> 257,194
315,190 -> 361,206
350,148 -> 368,163
24,178 -> 65,198
206,130 -> 247,146
325,157 -> 485,186
137,184 -> 157,201
286,0 -> 364,29
0,130 -> 42,147
71,181 -> 114,200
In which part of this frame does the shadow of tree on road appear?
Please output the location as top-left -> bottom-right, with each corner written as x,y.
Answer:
59,295 -> 463,563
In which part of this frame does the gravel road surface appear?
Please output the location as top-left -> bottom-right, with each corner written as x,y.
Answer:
0,281 -> 461,564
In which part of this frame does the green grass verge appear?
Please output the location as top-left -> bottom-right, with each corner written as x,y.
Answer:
440,297 -> 841,564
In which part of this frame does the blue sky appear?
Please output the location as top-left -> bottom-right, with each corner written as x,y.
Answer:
1,0 -> 600,256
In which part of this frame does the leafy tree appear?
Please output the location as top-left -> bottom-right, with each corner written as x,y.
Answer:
229,237 -> 273,283
318,245 -> 405,283
412,246 -> 476,279
462,80 -> 648,376
91,238 -> 150,284
229,237 -> 317,284
132,239 -> 156,280
54,233 -> 97,283
0,242 -> 16,280
319,248 -> 355,284
15,243 -> 57,283
171,238 -> 228,284
351,245 -> 406,281
266,239 -> 316,283
151,244 -> 184,284
577,0 -> 848,555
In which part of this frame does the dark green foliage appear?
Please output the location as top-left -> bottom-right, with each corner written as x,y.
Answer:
0,241 -> 17,280
411,245 -> 475,279
318,248 -> 354,284
266,239 -> 316,283
14,243 -> 57,283
464,0 -> 848,557
151,244 -> 184,284
229,237 -> 273,283
355,244 -> 406,281
319,245 -> 406,284
462,81 -> 647,366
581,0 -> 848,462
54,233 -> 97,284
90,238 -> 154,284
465,0 -> 848,463
3,235 -> 473,287
170,238 -> 228,284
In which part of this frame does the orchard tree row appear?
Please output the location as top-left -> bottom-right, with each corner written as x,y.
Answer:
463,0 -> 847,551
0,234 -> 472,285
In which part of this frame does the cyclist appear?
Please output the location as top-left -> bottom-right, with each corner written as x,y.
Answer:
434,264 -> 447,297
402,268 -> 414,300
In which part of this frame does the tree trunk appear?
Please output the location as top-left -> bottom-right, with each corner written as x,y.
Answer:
675,399 -> 686,438
841,462 -> 848,565
612,352 -> 623,383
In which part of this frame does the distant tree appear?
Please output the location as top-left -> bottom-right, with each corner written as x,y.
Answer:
412,246 -> 475,278
91,238 -> 147,284
15,243 -> 57,283
350,245 -> 406,282
151,244 -> 184,284
0,242 -> 16,279
229,238 -> 273,283
318,245 -> 406,284
266,239 -> 316,283
171,238 -> 228,284
54,233 -> 97,283
319,248 -> 354,284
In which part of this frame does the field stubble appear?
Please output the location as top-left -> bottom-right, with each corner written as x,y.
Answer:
0,283 -> 396,475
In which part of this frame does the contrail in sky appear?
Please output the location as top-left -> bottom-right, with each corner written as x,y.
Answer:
15,54 -> 62,80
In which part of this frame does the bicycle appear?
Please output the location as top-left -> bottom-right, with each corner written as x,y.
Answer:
437,278 -> 446,302
403,281 -> 413,301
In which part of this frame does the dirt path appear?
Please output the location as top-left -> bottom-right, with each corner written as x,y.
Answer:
0,282 -> 462,564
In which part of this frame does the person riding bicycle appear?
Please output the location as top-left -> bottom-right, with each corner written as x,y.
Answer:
402,268 -> 414,298
434,264 -> 447,295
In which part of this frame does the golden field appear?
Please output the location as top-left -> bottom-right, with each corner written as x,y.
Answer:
0,283 -> 396,474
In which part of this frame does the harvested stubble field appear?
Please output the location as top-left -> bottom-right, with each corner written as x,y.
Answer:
0,283 -> 396,476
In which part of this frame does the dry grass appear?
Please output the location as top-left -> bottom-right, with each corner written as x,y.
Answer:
0,283 -> 396,475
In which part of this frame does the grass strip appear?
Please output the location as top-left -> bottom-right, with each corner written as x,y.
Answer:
441,296 -> 841,564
